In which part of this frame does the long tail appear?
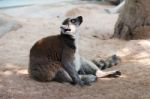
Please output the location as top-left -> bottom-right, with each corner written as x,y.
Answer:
92,55 -> 121,70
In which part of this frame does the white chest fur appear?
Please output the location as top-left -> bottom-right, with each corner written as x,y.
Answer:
74,51 -> 81,71
73,32 -> 81,71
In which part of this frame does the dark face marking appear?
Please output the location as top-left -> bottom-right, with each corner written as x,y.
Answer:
61,16 -> 83,35
62,16 -> 83,26
76,16 -> 83,25
62,18 -> 70,25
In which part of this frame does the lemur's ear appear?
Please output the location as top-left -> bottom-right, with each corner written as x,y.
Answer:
60,26 -> 71,33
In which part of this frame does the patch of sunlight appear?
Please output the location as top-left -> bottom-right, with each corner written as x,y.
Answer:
133,52 -> 150,59
16,69 -> 28,75
117,47 -> 131,57
3,63 -> 28,75
4,71 -> 13,76
138,40 -> 150,48
119,74 -> 127,78
136,59 -> 150,65
100,78 -> 112,81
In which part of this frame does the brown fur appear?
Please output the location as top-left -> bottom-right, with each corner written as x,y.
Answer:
29,35 -> 72,82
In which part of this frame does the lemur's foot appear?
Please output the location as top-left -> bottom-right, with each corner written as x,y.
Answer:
96,70 -> 121,78
93,55 -> 121,70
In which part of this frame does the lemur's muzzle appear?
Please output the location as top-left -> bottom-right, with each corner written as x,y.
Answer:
60,25 -> 71,33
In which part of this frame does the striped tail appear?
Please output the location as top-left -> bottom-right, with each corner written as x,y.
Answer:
92,55 -> 121,70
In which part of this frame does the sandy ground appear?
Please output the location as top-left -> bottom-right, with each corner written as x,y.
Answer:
0,1 -> 150,99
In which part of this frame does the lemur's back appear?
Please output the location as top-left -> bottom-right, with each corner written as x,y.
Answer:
29,35 -> 63,81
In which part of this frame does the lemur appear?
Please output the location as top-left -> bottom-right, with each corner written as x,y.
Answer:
29,16 -> 121,86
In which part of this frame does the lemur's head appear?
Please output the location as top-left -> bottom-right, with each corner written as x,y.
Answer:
60,16 -> 83,37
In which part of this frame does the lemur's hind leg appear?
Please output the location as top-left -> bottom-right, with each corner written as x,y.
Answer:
54,68 -> 95,85
53,69 -> 72,83
80,57 -> 121,78
93,55 -> 121,70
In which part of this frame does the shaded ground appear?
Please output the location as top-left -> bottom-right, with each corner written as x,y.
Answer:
0,1 -> 150,99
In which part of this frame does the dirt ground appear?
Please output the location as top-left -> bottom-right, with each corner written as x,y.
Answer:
0,1 -> 150,99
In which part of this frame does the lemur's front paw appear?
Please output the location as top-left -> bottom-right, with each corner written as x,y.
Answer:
71,79 -> 91,86
77,75 -> 97,86
81,75 -> 97,86
77,80 -> 91,86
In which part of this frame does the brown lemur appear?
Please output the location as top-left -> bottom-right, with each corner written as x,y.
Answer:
28,16 -> 121,86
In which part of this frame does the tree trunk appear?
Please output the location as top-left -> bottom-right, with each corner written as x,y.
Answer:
113,0 -> 150,40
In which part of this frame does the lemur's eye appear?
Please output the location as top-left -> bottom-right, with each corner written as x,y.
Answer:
71,19 -> 76,23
